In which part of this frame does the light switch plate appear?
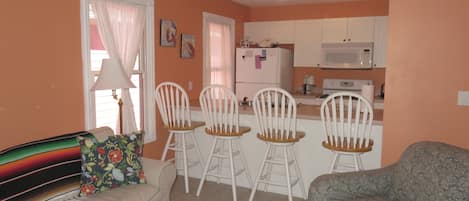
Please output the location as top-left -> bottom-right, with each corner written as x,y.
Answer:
457,91 -> 469,106
188,81 -> 193,91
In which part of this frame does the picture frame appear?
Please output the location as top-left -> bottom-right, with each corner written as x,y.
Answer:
180,34 -> 195,58
160,19 -> 176,47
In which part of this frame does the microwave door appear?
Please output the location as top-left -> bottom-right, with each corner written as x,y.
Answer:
322,49 -> 360,68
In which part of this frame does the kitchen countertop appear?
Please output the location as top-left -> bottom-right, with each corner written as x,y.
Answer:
190,100 -> 383,125
292,93 -> 385,110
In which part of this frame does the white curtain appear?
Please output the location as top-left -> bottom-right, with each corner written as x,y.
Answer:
203,13 -> 235,91
92,0 -> 146,133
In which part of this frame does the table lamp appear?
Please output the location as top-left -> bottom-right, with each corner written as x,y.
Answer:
91,59 -> 136,134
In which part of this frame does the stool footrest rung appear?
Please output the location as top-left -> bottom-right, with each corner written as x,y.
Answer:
265,159 -> 294,166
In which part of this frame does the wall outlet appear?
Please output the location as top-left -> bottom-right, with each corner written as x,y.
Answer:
188,81 -> 193,91
457,91 -> 469,106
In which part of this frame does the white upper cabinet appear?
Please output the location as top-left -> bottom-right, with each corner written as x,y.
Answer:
322,17 -> 375,43
270,21 -> 296,43
244,21 -> 295,44
244,22 -> 272,43
243,16 -> 387,68
373,16 -> 388,68
294,20 -> 322,67
322,18 -> 348,43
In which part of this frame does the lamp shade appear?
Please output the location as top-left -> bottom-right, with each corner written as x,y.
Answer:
91,59 -> 136,91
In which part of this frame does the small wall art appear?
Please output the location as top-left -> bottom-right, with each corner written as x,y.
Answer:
160,19 -> 176,47
181,34 -> 195,58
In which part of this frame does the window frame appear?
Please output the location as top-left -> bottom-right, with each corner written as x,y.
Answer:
202,12 -> 235,89
80,0 -> 156,143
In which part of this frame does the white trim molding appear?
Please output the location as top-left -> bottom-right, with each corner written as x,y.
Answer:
80,0 -> 156,143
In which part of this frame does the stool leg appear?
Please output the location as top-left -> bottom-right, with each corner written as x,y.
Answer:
263,145 -> 276,192
236,139 -> 253,188
329,152 -> 339,173
196,137 -> 218,197
249,144 -> 271,201
283,146 -> 293,201
190,130 -> 205,171
289,146 -> 306,200
228,139 -> 237,201
216,139 -> 225,184
161,131 -> 174,161
182,133 -> 189,193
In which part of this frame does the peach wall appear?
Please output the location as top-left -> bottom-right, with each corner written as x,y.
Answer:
383,0 -> 469,165
0,1 -> 84,150
249,0 -> 389,21
143,0 -> 249,159
248,0 -> 388,94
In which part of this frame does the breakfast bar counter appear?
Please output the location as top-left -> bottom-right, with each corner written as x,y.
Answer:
182,101 -> 383,198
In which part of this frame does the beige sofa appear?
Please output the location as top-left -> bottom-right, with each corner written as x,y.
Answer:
77,127 -> 176,201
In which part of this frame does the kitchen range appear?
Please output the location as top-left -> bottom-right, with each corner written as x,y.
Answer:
295,78 -> 384,109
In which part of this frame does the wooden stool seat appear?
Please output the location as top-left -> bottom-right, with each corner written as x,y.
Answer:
165,121 -> 205,131
205,126 -> 251,137
256,131 -> 305,143
322,137 -> 373,153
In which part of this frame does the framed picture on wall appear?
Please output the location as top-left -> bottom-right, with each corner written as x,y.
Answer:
181,34 -> 195,58
160,19 -> 176,47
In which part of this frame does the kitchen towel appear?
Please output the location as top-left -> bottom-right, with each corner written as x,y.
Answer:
361,85 -> 374,106
255,55 -> 262,69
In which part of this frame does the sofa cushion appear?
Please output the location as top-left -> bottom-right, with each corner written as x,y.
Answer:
78,133 -> 146,196
389,142 -> 469,201
0,131 -> 91,201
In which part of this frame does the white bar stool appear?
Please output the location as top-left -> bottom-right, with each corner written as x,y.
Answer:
249,88 -> 306,201
320,92 -> 374,173
155,82 -> 205,193
196,85 -> 253,201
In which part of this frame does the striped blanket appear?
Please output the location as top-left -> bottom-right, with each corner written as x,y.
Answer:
0,131 -> 93,201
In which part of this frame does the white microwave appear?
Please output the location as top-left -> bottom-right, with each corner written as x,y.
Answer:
320,42 -> 373,69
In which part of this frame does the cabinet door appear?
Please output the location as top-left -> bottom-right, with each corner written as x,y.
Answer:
294,20 -> 322,67
322,18 -> 348,43
347,17 -> 375,42
373,16 -> 388,68
270,21 -> 295,43
244,22 -> 271,44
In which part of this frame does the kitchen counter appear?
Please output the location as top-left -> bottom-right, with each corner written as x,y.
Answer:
292,93 -> 385,110
190,100 -> 383,125
183,100 -> 383,198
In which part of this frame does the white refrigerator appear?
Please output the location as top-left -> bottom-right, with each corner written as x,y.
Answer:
235,48 -> 293,101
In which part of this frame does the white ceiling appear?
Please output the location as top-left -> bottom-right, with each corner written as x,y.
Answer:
232,0 -> 359,7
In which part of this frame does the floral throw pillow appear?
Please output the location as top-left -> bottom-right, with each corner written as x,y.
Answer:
77,132 -> 146,196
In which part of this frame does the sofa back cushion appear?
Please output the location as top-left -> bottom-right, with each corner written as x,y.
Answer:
389,141 -> 469,201
0,131 -> 92,200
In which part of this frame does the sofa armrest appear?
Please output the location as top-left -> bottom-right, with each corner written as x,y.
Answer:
142,158 -> 176,201
308,165 -> 395,201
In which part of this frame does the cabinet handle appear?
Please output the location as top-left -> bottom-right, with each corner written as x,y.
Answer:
348,38 -> 351,42
317,64 -> 320,67
343,39 -> 346,42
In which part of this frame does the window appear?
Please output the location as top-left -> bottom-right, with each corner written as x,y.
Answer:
203,12 -> 235,90
80,0 -> 156,142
